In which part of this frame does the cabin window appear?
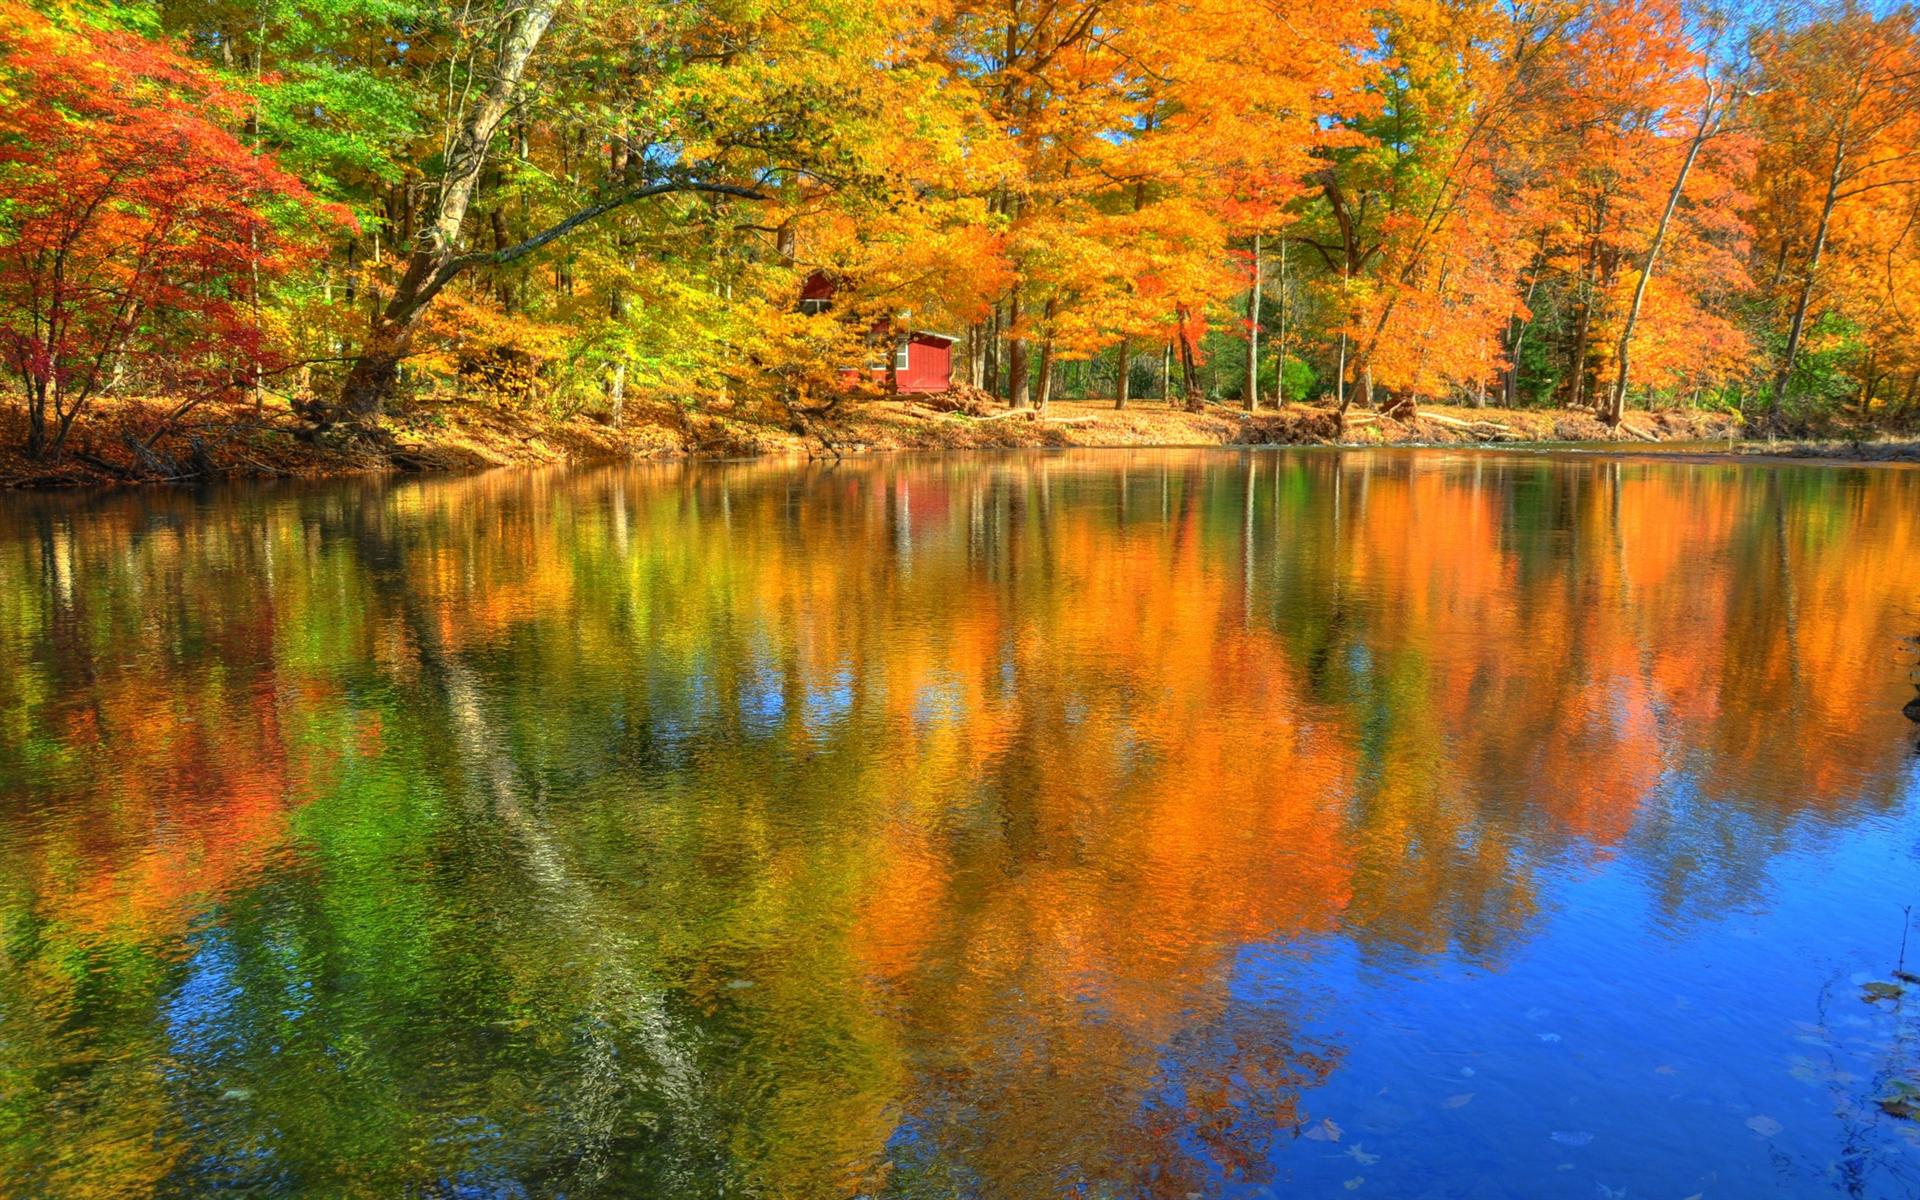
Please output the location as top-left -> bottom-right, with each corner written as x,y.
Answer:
799,297 -> 830,315
894,338 -> 911,371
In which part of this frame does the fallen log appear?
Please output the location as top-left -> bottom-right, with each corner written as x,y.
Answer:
1422,412 -> 1516,435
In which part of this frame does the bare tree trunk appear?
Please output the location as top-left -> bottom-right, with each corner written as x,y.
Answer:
1034,298 -> 1057,412
605,129 -> 638,423
1115,338 -> 1131,410
1274,239 -> 1288,406
984,304 -> 1001,397
607,361 -> 627,425
1334,261 -> 1350,422
1336,332 -> 1347,414
1007,292 -> 1030,408
1245,234 -> 1262,412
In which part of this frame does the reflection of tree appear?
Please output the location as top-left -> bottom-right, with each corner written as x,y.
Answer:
0,452 -> 1916,1196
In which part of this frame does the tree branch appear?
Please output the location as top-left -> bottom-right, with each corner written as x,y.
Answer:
430,180 -> 771,297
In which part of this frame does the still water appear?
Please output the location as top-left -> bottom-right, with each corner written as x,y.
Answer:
2,449 -> 1919,1199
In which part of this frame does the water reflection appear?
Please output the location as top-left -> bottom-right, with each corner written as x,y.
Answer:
1,450 -> 1917,1198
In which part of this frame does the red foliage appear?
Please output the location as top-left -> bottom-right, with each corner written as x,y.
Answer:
0,3 -> 340,459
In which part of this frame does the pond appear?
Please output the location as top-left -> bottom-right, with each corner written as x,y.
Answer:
2,449 -> 1919,1199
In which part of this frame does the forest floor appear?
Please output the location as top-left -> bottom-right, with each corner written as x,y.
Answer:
0,392 -> 1912,488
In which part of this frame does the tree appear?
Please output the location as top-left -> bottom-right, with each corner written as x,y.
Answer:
1753,5 -> 1920,423
0,3 -> 331,461
1601,64 -> 1740,425
1293,0 -> 1565,424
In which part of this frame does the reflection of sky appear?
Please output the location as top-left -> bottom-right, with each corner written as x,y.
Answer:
803,667 -> 855,729
738,663 -> 787,734
1163,763 -> 1920,1198
163,927 -> 284,1191
165,928 -> 242,1067
913,673 -> 967,728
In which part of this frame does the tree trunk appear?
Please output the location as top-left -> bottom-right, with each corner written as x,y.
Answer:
1335,332 -> 1347,415
1606,94 -> 1714,426
984,304 -> 1001,397
334,0 -> 561,422
1566,289 -> 1594,409
1565,198 -> 1607,409
1034,298 -> 1057,412
1771,135 -> 1848,422
23,379 -> 49,462
339,324 -> 410,418
1115,338 -> 1131,410
1504,247 -> 1543,406
1007,292 -> 1030,408
1245,234 -> 1262,412
1176,307 -> 1203,411
1274,239 -> 1288,406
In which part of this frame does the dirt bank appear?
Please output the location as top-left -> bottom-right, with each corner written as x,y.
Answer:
1,393 -> 1909,489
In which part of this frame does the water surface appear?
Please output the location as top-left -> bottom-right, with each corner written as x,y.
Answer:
3,449 -> 1919,1198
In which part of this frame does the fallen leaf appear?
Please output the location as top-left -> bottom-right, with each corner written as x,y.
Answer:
1346,1144 -> 1380,1166
1303,1117 -> 1343,1142
1550,1131 -> 1594,1147
1745,1115 -> 1783,1137
1444,1093 -> 1475,1109
1344,1178 -> 1364,1191
1877,1080 -> 1920,1121
1539,1032 -> 1563,1043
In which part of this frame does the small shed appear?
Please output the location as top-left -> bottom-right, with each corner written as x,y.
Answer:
869,331 -> 956,394
799,270 -> 955,395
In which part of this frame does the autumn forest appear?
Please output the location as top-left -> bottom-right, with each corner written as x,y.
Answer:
6,0 -> 1920,467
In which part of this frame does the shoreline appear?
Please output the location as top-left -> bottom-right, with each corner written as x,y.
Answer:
2,396 -> 1914,489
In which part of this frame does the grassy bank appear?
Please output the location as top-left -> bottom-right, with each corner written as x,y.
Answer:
1,394 -> 1910,488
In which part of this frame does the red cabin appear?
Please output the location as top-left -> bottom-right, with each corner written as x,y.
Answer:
800,271 -> 955,395
871,330 -> 957,393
